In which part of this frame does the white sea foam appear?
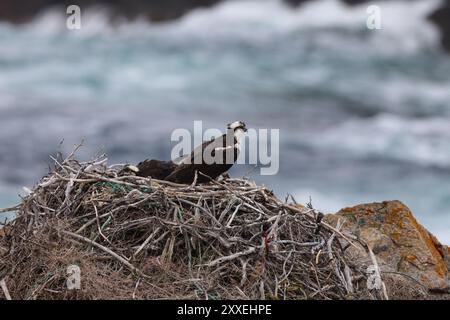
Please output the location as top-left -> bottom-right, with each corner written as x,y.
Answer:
0,0 -> 445,106
309,113 -> 450,167
1,0 -> 441,49
164,0 -> 442,49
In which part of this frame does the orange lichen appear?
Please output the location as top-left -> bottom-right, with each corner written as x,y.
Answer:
384,203 -> 407,229
390,231 -> 403,243
435,265 -> 446,278
336,201 -> 449,290
407,210 -> 448,279
341,207 -> 354,214
390,202 -> 448,278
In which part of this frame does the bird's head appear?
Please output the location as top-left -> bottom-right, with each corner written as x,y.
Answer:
227,121 -> 248,132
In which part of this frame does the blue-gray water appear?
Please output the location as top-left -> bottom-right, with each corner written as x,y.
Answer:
1,0 -> 450,242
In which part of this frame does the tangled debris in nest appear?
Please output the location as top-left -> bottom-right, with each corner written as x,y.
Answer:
0,149 -> 387,300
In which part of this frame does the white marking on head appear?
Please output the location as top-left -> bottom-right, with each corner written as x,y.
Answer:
234,128 -> 246,144
227,121 -> 247,131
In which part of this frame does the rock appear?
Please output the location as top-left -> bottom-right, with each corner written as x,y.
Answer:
429,1 -> 450,53
0,0 -> 223,23
325,201 -> 449,294
282,0 -> 312,6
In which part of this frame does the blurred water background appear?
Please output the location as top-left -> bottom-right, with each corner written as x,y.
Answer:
1,0 -> 450,242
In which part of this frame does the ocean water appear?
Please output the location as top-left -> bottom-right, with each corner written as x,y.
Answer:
1,0 -> 450,242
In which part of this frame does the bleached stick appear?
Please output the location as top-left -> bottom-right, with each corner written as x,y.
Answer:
200,247 -> 259,267
0,279 -> 11,300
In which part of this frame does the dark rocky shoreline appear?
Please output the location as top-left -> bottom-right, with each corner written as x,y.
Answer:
429,2 -> 450,53
1,0 -> 449,52
0,0 -> 223,23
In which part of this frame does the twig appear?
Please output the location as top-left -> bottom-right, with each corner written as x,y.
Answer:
0,279 -> 12,300
368,246 -> 389,300
200,247 -> 259,267
0,205 -> 21,214
61,230 -> 141,275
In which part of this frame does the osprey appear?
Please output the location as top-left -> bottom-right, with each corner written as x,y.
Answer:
166,121 -> 247,184
135,121 -> 247,184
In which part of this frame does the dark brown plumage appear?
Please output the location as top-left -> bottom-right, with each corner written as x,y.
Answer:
165,133 -> 239,184
136,159 -> 177,180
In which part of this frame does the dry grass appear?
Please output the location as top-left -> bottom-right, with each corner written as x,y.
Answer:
0,147 -> 388,300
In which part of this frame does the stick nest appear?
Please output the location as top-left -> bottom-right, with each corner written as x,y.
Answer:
0,150 -> 377,300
